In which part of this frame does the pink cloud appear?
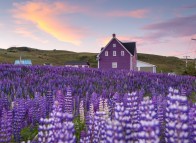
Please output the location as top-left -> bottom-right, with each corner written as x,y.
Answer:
180,3 -> 196,9
107,9 -> 149,18
11,1 -> 88,46
14,27 -> 48,43
138,35 -> 196,58
142,14 -> 196,39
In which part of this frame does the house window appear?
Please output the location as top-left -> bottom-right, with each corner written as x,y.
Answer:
113,44 -> 116,47
113,51 -> 116,56
121,51 -> 124,56
112,62 -> 117,68
105,51 -> 108,56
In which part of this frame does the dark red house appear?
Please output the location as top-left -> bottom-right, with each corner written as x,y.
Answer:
97,34 -> 137,70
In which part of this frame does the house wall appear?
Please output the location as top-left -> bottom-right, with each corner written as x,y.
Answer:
99,39 -> 131,70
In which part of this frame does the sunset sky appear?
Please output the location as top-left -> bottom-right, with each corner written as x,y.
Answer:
0,0 -> 195,58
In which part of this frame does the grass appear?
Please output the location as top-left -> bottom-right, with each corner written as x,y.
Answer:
73,116 -> 86,142
20,125 -> 38,142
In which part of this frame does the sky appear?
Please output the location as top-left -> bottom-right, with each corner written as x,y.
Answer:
0,0 -> 195,58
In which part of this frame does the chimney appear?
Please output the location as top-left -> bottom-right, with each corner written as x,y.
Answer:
112,33 -> 116,38
101,47 -> 104,51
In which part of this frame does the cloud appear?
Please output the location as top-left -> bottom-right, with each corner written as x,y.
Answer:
107,9 -> 149,18
142,14 -> 196,40
181,3 -> 196,9
14,27 -> 48,43
11,1 -> 88,45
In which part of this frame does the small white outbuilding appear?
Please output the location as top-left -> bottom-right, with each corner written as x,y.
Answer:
137,60 -> 156,73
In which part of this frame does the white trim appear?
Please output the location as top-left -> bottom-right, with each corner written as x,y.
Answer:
113,51 -> 116,56
97,37 -> 133,58
98,59 -> 99,68
112,62 -> 117,68
130,56 -> 133,70
105,51 -> 108,56
113,44 -> 116,47
121,51 -> 124,56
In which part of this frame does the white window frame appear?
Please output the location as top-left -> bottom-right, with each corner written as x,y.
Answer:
112,62 -> 117,68
113,51 -> 116,56
113,44 -> 116,47
121,51 -> 124,56
105,51 -> 108,56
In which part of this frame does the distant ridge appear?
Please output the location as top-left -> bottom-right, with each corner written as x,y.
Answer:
7,46 -> 39,52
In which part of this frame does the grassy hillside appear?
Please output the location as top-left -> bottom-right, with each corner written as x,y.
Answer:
138,53 -> 186,74
0,47 -> 97,67
0,47 -> 195,75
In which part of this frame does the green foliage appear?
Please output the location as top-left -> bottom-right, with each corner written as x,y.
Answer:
182,62 -> 196,76
73,116 -> 86,142
20,125 -> 38,142
188,92 -> 196,103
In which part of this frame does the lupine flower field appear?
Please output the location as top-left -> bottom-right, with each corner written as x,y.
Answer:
0,64 -> 195,143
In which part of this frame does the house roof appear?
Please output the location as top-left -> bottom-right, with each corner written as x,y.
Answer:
119,41 -> 136,56
65,61 -> 89,65
97,34 -> 136,57
137,60 -> 156,67
14,59 -> 32,65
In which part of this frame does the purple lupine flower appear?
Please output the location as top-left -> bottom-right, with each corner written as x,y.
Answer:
138,97 -> 160,143
114,102 -> 124,126
105,120 -> 125,143
189,103 -> 196,143
79,100 -> 85,123
13,99 -> 27,142
113,92 -> 121,104
55,90 -> 65,111
103,99 -> 110,118
38,118 -> 55,143
99,98 -> 104,112
91,92 -> 99,112
50,101 -> 64,142
80,130 -> 90,143
38,101 -> 76,143
64,86 -> 73,114
156,95 -> 167,141
105,120 -> 113,143
56,113 -> 76,143
125,92 -> 140,142
93,111 -> 107,143
165,88 -> 189,143
86,104 -> 95,142
0,108 -> 12,143
46,90 -> 54,115
1,93 -> 9,110
38,95 -> 47,120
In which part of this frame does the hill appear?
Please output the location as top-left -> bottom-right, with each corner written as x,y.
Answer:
0,47 -> 195,75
